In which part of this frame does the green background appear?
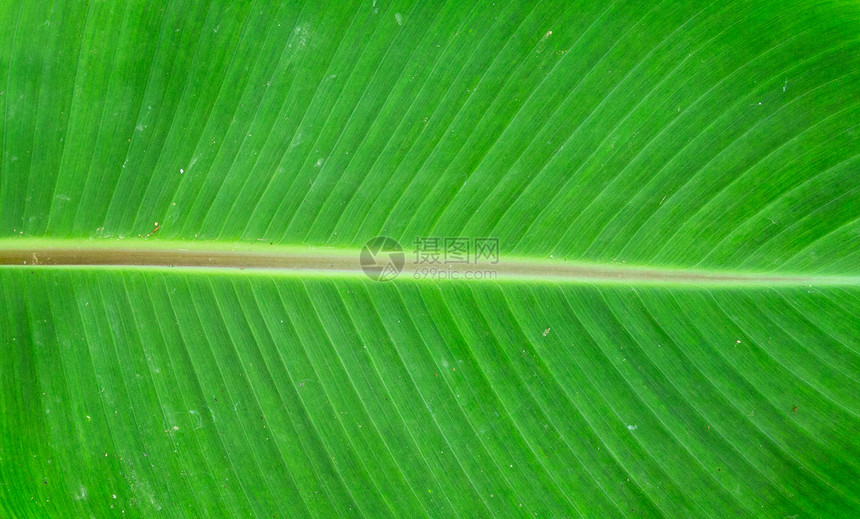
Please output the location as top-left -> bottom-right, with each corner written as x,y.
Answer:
1,0 -> 858,516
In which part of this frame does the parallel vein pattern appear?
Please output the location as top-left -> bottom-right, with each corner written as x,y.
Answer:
1,270 -> 858,517
1,0 -> 857,273
2,1 -> 859,517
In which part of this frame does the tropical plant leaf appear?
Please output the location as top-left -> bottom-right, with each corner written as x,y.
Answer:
0,0 -> 858,517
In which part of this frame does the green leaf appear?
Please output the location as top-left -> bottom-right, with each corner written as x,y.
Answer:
1,1 -> 858,517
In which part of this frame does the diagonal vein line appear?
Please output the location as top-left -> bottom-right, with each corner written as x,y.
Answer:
205,0 -> 313,238
284,0 -> 438,240
762,288 -> 860,384
21,274 -> 82,511
258,0 -> 400,239
157,274 -> 262,515
552,285 -> 715,517
384,0 -> 554,238
515,283 -> 671,517
186,0 -> 309,238
613,39 -> 855,260
324,1 -> 485,242
623,287 -> 808,513
697,139 -> 860,267
413,0 -> 592,237
678,288 -> 860,504
275,278 -> 402,516
69,4 -> 131,233
101,1 -> 173,232
491,285 -> 631,517
362,0 -> 543,238
264,279 -> 373,516
297,278 -> 429,517
244,0 -> 368,239
559,4 -> 767,255
119,273 -> 211,512
592,287 -> 757,516
43,2 -> 91,229
464,0 -> 697,242
385,283 -> 498,517
63,271 -> 138,512
399,281 -> 538,515
646,71 -> 860,263
211,278 -> 314,516
126,1 -> 222,231
154,0 -> 267,235
649,288 -> 850,513
92,273 -> 181,510
341,281 -> 462,514
428,283 -> 557,514
709,289 -> 860,420
0,3 -> 23,201
187,276 -> 295,516
774,288 -> 860,358
458,284 -> 584,515
771,211 -> 860,272
501,0 -> 677,251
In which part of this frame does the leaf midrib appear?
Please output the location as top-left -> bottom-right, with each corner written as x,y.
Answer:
0,239 -> 856,286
